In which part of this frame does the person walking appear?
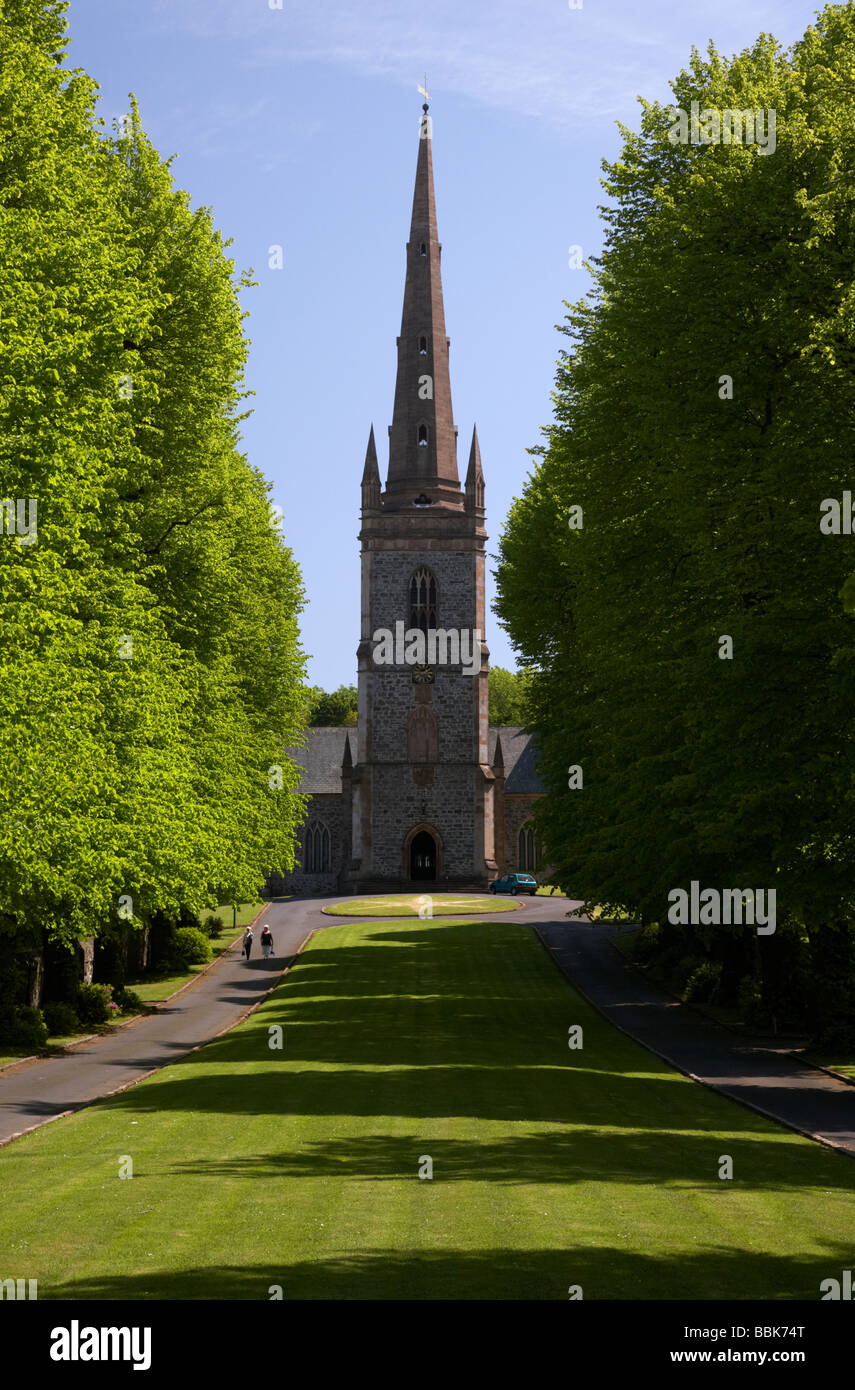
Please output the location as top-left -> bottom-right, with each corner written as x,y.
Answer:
260,924 -> 274,960
242,926 -> 254,961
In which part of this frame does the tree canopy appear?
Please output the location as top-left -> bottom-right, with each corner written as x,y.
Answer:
495,4 -> 855,1037
304,685 -> 358,727
0,0 -> 308,956
487,666 -> 532,726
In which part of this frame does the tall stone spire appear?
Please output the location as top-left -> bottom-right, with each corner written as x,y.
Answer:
384,99 -> 461,507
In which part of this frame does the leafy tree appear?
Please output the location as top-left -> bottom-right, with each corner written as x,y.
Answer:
0,2 -> 309,982
103,102 -> 309,914
496,5 -> 855,1033
307,685 -> 358,726
0,0 -> 162,948
487,666 -> 532,725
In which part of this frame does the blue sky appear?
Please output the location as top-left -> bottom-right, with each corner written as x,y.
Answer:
66,0 -> 817,688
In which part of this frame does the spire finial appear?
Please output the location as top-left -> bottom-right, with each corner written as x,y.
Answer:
418,74 -> 429,112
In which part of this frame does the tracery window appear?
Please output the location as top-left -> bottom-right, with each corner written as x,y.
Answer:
305,821 -> 331,873
518,825 -> 541,874
409,566 -> 438,636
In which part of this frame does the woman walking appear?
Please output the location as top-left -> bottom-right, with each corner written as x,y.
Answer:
260,924 -> 274,960
242,926 -> 254,961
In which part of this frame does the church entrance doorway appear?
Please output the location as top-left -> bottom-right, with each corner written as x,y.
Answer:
410,830 -> 437,881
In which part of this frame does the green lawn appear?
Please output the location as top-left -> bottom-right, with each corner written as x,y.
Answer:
807,1056 -> 855,1081
324,894 -> 516,917
199,902 -> 265,929
0,1049 -> 34,1068
2,916 -> 854,1300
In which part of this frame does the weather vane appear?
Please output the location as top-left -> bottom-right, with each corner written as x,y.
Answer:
418,74 -> 429,107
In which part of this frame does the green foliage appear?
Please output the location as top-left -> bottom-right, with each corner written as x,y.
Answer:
683,960 -> 723,1005
43,1000 -> 82,1036
630,923 -> 662,967
487,667 -> 532,725
205,915 -> 225,939
306,685 -> 358,726
495,6 -> 855,1033
0,4 -> 310,954
0,955 -> 28,1039
168,927 -> 212,968
737,976 -> 765,1028
113,986 -> 143,1014
75,982 -> 115,1025
5,1005 -> 49,1050
814,1017 -> 855,1051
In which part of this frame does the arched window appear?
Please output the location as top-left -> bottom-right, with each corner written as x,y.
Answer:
417,423 -> 428,447
518,825 -> 540,874
409,566 -> 437,636
305,821 -> 331,873
419,242 -> 426,256
418,335 -> 428,355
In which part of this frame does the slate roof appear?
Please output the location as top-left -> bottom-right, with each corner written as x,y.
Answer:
288,724 -> 544,796
488,725 -> 545,794
287,726 -> 357,794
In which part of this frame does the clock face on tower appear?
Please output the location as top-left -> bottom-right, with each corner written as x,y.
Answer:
412,664 -> 435,684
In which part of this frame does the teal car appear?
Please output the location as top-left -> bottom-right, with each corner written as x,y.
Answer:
489,872 -> 538,896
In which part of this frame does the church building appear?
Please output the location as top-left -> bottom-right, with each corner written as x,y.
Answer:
270,102 -> 545,895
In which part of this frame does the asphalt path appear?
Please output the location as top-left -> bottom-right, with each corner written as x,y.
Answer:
1,893 -> 853,1158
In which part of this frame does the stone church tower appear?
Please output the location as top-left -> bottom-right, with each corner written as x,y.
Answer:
349,100 -> 497,888
267,104 -> 547,901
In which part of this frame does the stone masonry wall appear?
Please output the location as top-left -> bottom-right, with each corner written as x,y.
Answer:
266,793 -> 348,895
368,763 -> 476,879
503,795 -> 545,874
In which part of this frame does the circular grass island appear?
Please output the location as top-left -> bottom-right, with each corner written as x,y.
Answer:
323,893 -> 520,918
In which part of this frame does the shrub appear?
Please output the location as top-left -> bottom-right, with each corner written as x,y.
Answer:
630,922 -> 661,966
816,1023 -> 855,1051
113,987 -> 143,1014
75,982 -> 115,1025
43,1001 -> 82,1036
683,960 -> 723,1004
9,1006 -> 48,1051
169,927 -> 212,968
206,915 -> 225,939
0,956 -> 29,1043
737,974 -> 767,1027
673,953 -> 705,991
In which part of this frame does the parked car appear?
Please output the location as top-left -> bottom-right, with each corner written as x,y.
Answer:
489,873 -> 538,896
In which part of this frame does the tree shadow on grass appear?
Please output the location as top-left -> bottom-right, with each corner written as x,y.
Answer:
151,928 -> 661,1073
161,1128 -> 855,1191
47,1240 -> 854,1301
93,1060 -> 855,1192
86,921 -> 855,1169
